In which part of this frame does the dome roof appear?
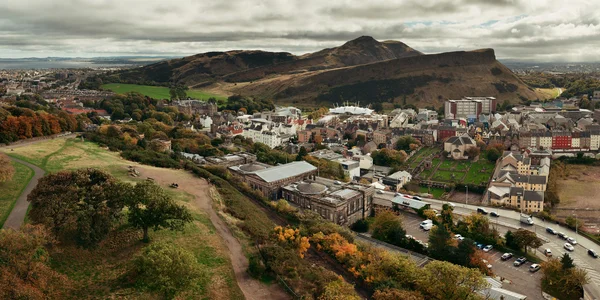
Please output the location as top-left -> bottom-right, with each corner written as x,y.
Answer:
296,182 -> 327,195
239,163 -> 267,172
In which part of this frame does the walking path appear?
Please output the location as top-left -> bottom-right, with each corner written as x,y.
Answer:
1,157 -> 45,229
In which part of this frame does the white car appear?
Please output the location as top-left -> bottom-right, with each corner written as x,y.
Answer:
420,220 -> 433,231
482,259 -> 492,269
564,243 -> 575,251
567,237 -> 578,245
454,234 -> 465,241
405,235 -> 414,240
483,245 -> 493,252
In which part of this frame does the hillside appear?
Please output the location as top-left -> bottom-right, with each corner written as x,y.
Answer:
104,36 -> 536,107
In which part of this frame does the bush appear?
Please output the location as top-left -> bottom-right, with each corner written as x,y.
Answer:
350,219 -> 369,233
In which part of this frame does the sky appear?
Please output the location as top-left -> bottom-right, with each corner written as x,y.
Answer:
0,0 -> 599,61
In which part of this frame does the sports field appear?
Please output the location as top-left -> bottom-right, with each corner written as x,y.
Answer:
101,83 -> 228,101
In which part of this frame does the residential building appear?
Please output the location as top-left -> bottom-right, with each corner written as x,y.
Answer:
444,97 -> 497,119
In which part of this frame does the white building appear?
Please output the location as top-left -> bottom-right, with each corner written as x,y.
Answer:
198,115 -> 213,129
334,158 -> 361,180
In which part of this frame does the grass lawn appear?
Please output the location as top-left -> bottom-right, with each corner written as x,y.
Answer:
0,160 -> 34,227
419,186 -> 445,198
464,160 -> 495,185
3,138 -> 244,299
101,83 -> 228,101
431,170 -> 462,182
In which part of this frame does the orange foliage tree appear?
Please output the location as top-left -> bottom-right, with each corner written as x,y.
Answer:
273,226 -> 310,258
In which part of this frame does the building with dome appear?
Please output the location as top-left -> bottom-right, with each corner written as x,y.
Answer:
281,177 -> 375,226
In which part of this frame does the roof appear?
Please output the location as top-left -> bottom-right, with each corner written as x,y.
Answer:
387,170 -> 412,180
296,182 -> 328,195
529,175 -> 547,185
524,190 -> 544,202
234,161 -> 316,183
391,196 -> 429,210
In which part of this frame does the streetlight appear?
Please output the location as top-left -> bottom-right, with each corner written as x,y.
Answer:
465,185 -> 468,207
573,212 -> 578,236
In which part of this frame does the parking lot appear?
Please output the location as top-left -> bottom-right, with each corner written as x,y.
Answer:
398,211 -> 544,300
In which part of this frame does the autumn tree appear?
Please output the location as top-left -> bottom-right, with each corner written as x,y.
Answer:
417,260 -> 488,300
371,210 -> 406,245
296,146 -> 308,161
0,225 -> 71,299
457,213 -> 498,245
465,147 -> 481,160
542,257 -> 588,299
318,277 -> 360,300
273,226 -> 311,258
126,181 -> 193,242
131,242 -> 202,298
28,169 -> 127,246
395,136 -> 420,151
373,288 -> 424,300
512,228 -> 543,253
0,153 -> 15,182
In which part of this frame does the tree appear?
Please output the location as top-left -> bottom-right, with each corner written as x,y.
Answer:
296,146 -> 308,161
371,210 -> 406,245
126,181 -> 193,242
565,216 -> 578,229
0,225 -> 71,299
428,225 -> 453,261
465,147 -> 480,160
486,147 -> 501,162
505,231 -> 517,249
417,260 -> 487,300
132,242 -> 202,298
395,136 -> 419,151
318,277 -> 360,300
453,237 -> 476,267
0,153 -> 15,182
373,288 -> 424,300
512,228 -> 544,253
561,253 -> 575,270
28,169 -> 127,246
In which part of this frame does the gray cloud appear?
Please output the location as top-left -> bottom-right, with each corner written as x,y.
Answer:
0,0 -> 598,61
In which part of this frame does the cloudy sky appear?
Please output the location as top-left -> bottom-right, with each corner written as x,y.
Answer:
0,0 -> 598,61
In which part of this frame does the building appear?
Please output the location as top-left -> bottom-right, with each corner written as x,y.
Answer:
505,187 -> 544,213
229,161 -> 318,199
334,158 -> 361,180
444,135 -> 477,160
444,97 -> 497,119
204,152 -> 257,167
281,177 -> 374,226
329,105 -> 374,115
382,170 -> 413,190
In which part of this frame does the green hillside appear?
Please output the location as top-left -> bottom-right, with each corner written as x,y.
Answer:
101,83 -> 227,101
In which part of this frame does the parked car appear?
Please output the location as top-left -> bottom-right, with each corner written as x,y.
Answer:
544,249 -> 552,257
446,202 -> 456,208
420,220 -> 433,231
476,207 -> 489,215
567,237 -> 578,245
546,227 -> 557,235
483,245 -> 493,252
454,234 -> 465,241
476,243 -> 484,250
412,196 -> 422,200
529,264 -> 541,272
589,249 -> 599,258
490,211 -> 499,217
501,253 -> 513,261
514,257 -> 527,266
558,232 -> 567,239
405,235 -> 414,240
482,259 -> 492,269
564,243 -> 575,251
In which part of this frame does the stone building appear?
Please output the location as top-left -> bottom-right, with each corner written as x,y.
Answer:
281,177 -> 374,226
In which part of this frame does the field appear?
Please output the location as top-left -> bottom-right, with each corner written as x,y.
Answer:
1,138 -> 246,299
0,160 -> 33,227
554,165 -> 600,226
535,87 -> 562,100
101,83 -> 228,101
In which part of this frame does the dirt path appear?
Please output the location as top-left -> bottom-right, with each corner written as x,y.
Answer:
2,157 -> 45,230
136,166 -> 289,300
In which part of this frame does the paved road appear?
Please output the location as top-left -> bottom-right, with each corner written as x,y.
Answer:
2,157 -> 45,230
422,198 -> 600,299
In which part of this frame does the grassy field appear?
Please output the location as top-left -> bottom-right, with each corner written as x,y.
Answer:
0,160 -> 34,227
419,186 -> 445,198
101,83 -> 228,101
2,138 -> 244,299
463,160 -> 495,185
535,87 -> 562,100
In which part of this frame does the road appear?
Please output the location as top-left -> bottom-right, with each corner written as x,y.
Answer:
422,198 -> 600,299
1,157 -> 45,230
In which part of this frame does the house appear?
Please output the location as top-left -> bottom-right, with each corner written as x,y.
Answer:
444,135 -> 477,160
382,170 -> 413,190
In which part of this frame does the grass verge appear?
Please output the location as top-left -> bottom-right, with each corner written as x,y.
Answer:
0,160 -> 34,227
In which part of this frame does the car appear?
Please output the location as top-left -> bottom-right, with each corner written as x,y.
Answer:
490,211 -> 499,217
405,235 -> 414,240
558,232 -> 567,239
514,257 -> 527,266
544,249 -> 552,257
589,249 -> 599,258
501,253 -> 513,260
567,237 -> 578,245
482,259 -> 492,269
476,207 -> 489,215
446,202 -> 456,208
564,243 -> 575,251
403,194 -> 412,199
546,227 -> 557,235
483,245 -> 493,252
454,234 -> 465,241
412,196 -> 422,200
420,220 -> 433,231
476,243 -> 484,250
529,264 -> 541,272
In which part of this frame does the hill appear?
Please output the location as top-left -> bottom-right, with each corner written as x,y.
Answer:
104,36 -> 537,107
